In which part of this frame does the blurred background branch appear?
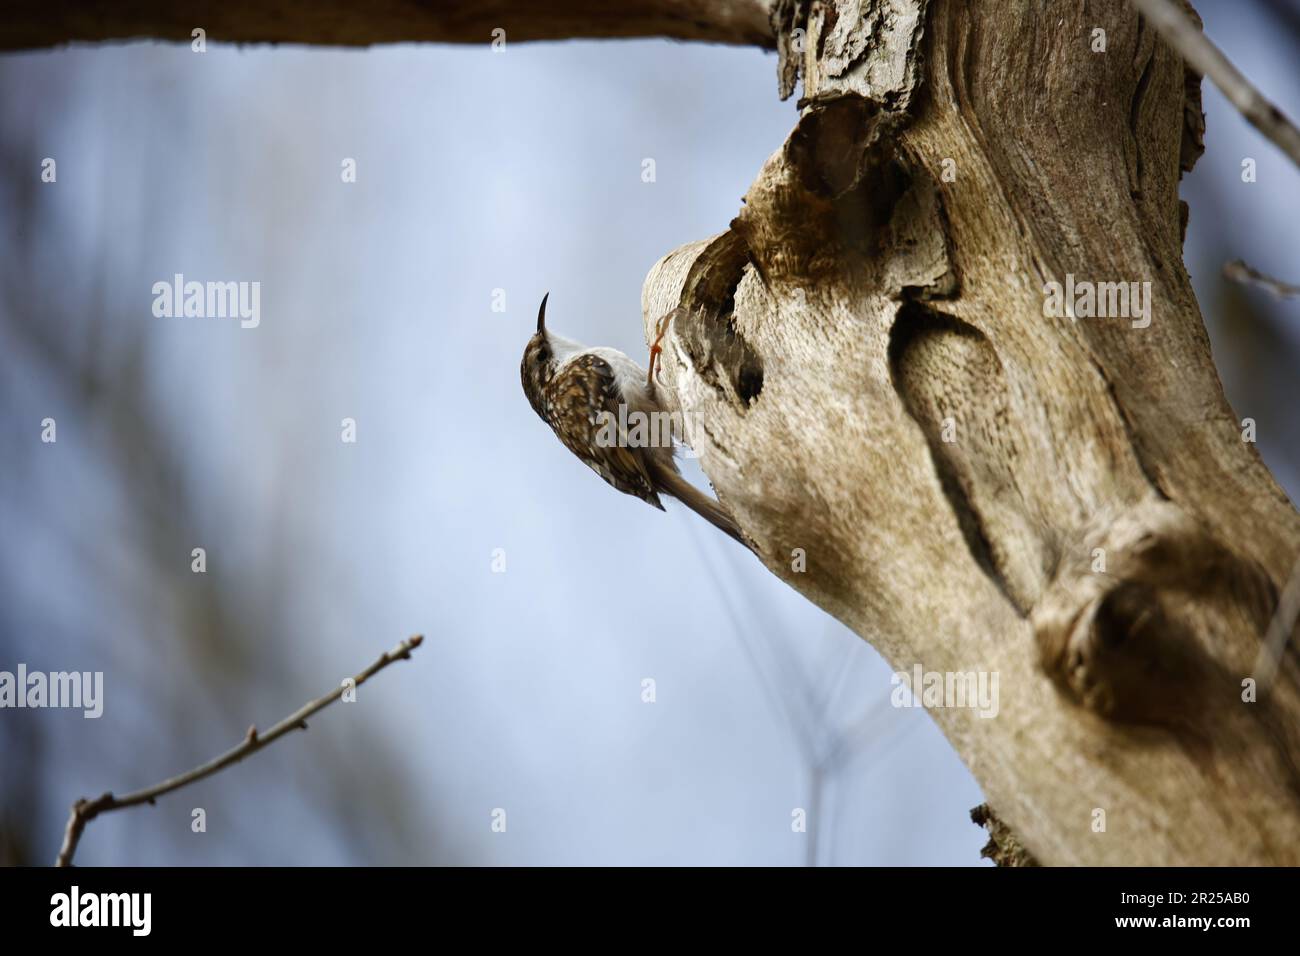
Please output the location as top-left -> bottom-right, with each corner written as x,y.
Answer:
0,0 -> 776,51
1224,258 -> 1300,298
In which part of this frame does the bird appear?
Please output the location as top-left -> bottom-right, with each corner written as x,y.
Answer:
521,293 -> 748,548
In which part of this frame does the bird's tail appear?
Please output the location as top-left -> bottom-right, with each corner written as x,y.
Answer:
648,460 -> 751,551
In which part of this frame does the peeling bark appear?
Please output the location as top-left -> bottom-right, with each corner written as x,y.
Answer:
971,803 -> 1039,867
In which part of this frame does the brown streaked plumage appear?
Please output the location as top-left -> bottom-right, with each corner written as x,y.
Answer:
520,293 -> 748,548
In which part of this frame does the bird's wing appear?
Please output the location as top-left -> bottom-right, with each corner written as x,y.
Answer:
544,353 -> 664,509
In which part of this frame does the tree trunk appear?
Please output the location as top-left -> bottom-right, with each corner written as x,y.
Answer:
14,0 -> 1300,865
644,0 -> 1300,865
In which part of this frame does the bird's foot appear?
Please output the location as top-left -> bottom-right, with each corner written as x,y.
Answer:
647,307 -> 679,388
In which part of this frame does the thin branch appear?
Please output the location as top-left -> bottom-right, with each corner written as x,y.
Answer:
55,634 -> 424,867
1224,258 -> 1300,298
1129,0 -> 1300,169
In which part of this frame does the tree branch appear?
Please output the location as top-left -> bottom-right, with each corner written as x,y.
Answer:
1224,258 -> 1300,298
1129,0 -> 1300,169
1,1 -> 775,52
54,633 -> 424,867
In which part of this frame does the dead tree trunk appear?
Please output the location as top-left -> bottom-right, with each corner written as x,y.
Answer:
12,0 -> 1300,865
644,0 -> 1300,865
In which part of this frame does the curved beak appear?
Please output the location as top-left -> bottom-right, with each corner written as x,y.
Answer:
536,292 -> 549,333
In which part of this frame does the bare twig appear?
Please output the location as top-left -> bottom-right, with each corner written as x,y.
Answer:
1129,0 -> 1300,169
55,634 -> 424,867
1224,259 -> 1300,298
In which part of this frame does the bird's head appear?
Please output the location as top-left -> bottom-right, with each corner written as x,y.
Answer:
520,292 -> 556,416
